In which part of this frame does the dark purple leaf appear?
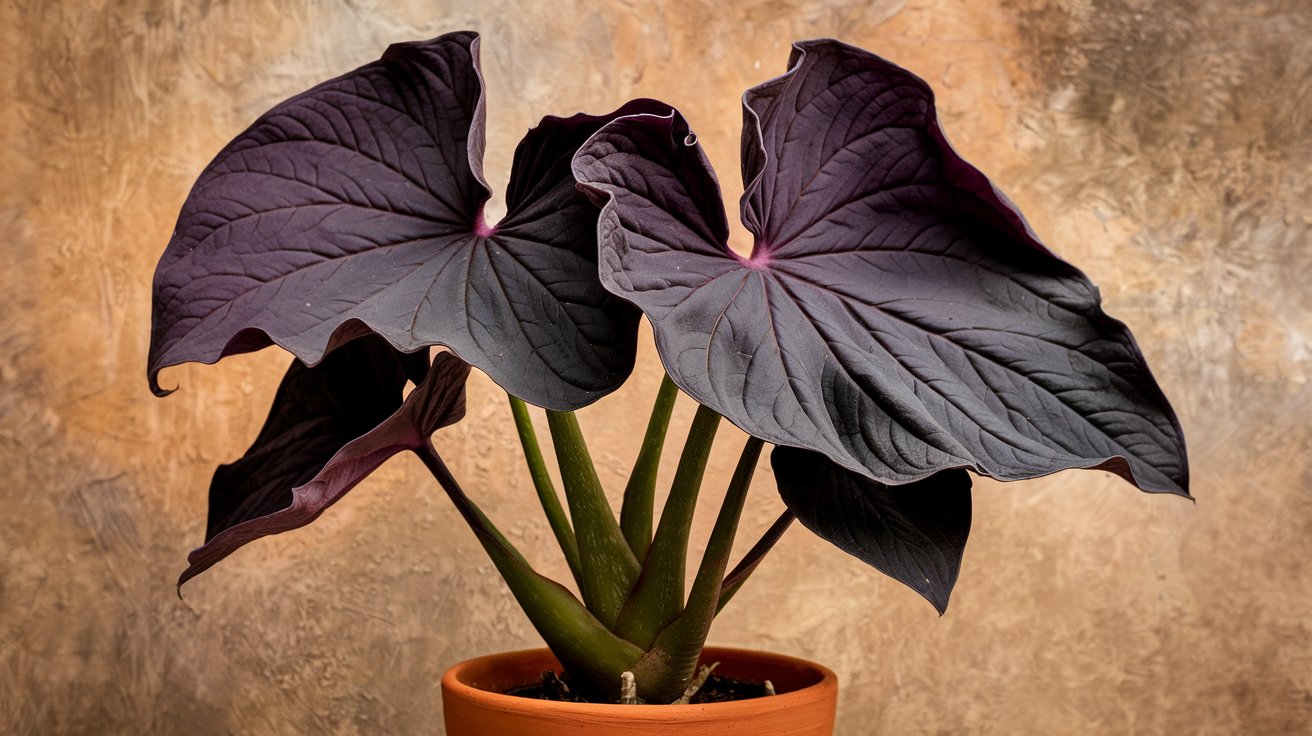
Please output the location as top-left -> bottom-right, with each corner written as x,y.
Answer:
178,345 -> 469,588
773,446 -> 970,614
201,337 -> 425,543
150,31 -> 658,410
574,39 -> 1188,496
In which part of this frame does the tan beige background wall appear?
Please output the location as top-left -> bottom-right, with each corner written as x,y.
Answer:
2,1 -> 1309,733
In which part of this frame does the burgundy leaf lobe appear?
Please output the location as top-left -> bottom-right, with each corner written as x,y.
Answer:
178,347 -> 470,589
772,445 -> 971,614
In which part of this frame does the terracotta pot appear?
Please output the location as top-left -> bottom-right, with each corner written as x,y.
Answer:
441,646 -> 838,736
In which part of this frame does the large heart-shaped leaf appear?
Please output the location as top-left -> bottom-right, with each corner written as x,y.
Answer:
149,31 -> 655,410
773,446 -> 970,613
179,341 -> 470,588
574,39 -> 1188,495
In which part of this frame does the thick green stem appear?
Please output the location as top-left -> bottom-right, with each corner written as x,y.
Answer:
631,436 -> 764,702
620,374 -> 680,559
508,396 -> 583,589
614,403 -> 721,648
416,442 -> 642,693
545,410 -> 640,628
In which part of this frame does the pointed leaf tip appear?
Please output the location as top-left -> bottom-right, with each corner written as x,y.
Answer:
773,446 -> 971,614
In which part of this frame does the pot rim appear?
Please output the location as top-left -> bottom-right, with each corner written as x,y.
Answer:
441,645 -> 838,718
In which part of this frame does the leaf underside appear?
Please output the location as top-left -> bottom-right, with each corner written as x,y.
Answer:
150,31 -> 658,410
179,341 -> 470,588
574,38 -> 1188,496
773,446 -> 970,613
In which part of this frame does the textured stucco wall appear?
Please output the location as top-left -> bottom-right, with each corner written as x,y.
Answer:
2,1 -> 1309,733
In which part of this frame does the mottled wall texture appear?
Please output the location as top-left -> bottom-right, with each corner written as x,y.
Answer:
2,0 -> 1309,733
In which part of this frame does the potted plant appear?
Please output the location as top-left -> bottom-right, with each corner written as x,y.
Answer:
148,31 -> 1188,735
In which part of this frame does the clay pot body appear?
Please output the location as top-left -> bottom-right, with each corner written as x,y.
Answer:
441,646 -> 837,736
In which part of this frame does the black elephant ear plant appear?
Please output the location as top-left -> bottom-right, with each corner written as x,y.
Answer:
149,31 -> 1188,714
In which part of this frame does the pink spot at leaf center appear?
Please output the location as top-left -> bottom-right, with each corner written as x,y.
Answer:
474,208 -> 499,239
